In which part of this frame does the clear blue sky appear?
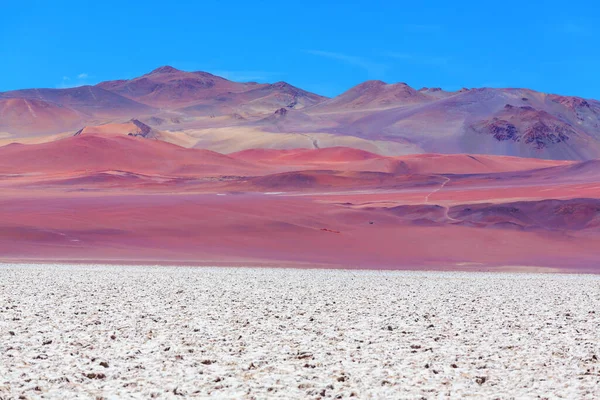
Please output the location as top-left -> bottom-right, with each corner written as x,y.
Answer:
1,0 -> 599,98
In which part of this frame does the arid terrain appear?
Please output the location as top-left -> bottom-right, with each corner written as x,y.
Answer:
1,264 -> 599,399
1,67 -> 600,270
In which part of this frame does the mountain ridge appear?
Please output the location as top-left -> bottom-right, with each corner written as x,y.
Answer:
2,66 -> 600,160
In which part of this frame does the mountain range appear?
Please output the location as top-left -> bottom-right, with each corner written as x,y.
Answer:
2,66 -> 600,160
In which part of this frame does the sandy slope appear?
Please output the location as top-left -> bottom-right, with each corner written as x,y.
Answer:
1,264 -> 599,399
0,136 -> 599,270
0,134 -> 259,177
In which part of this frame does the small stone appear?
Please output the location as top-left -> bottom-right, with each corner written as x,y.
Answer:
85,372 -> 106,380
297,352 -> 313,359
100,361 -> 109,368
43,340 -> 52,345
475,376 -> 487,385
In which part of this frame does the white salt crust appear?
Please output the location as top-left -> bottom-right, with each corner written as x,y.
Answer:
1,264 -> 599,399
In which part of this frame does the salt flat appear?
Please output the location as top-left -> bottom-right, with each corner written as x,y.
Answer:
1,264 -> 599,399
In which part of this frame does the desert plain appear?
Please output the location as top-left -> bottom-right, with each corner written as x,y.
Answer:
1,264 -> 599,399
1,135 -> 600,270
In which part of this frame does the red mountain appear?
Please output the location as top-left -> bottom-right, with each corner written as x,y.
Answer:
309,80 -> 431,112
0,134 -> 258,177
97,66 -> 326,113
0,85 -> 153,117
0,98 -> 83,136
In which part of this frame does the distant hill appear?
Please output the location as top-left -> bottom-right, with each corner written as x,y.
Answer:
2,67 -> 600,160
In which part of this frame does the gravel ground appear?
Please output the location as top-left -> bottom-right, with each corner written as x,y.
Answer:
1,264 -> 599,399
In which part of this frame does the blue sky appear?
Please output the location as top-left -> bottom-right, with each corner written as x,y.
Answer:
1,0 -> 599,98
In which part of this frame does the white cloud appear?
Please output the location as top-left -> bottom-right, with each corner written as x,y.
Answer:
56,73 -> 93,88
304,50 -> 388,77
210,70 -> 280,82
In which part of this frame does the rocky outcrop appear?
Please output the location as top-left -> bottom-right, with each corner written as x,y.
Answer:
471,105 -> 574,149
129,119 -> 152,137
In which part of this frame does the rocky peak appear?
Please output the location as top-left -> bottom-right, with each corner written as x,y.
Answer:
130,119 -> 152,136
149,66 -> 181,75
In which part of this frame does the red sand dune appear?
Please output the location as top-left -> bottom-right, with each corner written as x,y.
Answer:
439,159 -> 600,192
230,147 -> 383,163
244,170 -> 438,191
0,133 -> 599,271
391,153 -> 572,174
230,147 -> 570,175
0,134 -> 258,177
0,138 -> 583,196
517,159 -> 600,183
1,137 -> 569,184
0,98 -> 83,135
